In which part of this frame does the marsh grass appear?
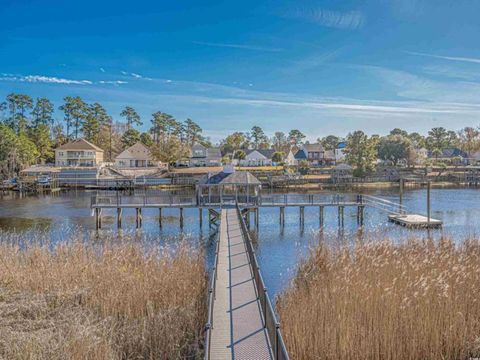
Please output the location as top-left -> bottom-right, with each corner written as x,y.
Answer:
278,238 -> 480,360
0,231 -> 207,359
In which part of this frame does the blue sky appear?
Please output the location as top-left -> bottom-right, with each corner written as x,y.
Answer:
2,0 -> 480,142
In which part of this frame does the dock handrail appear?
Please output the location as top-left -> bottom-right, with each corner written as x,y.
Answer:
204,231 -> 221,359
236,204 -> 290,360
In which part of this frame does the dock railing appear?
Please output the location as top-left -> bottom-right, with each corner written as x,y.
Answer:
204,231 -> 221,359
236,204 -> 290,360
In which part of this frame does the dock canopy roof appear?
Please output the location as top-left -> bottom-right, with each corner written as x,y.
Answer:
198,171 -> 261,186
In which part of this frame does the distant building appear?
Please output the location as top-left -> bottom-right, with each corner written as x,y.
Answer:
115,142 -> 160,168
55,139 -> 104,167
335,142 -> 347,162
188,143 -> 222,167
285,150 -> 297,166
294,144 -> 328,166
238,149 -> 277,167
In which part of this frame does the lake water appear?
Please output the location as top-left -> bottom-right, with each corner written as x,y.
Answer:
1,187 -> 480,296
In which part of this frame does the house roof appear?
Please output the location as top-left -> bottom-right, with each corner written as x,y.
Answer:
303,143 -> 324,152
337,142 -> 346,149
20,165 -> 60,174
442,148 -> 467,158
294,149 -> 307,160
246,149 -> 276,159
56,138 -> 104,152
206,148 -> 222,160
116,142 -> 153,161
198,171 -> 261,185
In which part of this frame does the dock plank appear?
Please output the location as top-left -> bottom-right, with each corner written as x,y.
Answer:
209,209 -> 272,360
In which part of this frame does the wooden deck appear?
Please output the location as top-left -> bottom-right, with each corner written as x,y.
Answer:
388,214 -> 442,228
209,209 -> 272,360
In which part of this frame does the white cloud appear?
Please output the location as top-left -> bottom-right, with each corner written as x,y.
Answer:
285,7 -> 365,30
193,41 -> 284,52
0,74 -> 92,85
406,51 -> 480,65
98,80 -> 128,85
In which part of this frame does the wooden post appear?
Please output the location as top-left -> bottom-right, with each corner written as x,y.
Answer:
255,208 -> 259,228
95,208 -> 100,230
117,208 -> 122,229
199,208 -> 203,228
180,208 -> 184,228
159,208 -> 162,228
360,205 -> 364,226
399,178 -> 404,213
280,207 -> 285,226
300,206 -> 305,227
319,206 -> 324,227
136,208 -> 142,228
427,181 -> 431,225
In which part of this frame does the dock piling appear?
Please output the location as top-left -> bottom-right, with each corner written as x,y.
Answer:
199,208 -> 203,228
299,206 -> 305,227
136,208 -> 142,228
319,206 -> 324,227
117,208 -> 122,228
159,208 -> 162,228
180,208 -> 184,228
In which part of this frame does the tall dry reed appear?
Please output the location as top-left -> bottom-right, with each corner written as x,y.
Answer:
0,233 -> 207,359
277,238 -> 480,360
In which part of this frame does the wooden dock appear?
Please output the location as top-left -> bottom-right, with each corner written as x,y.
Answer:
205,207 -> 290,359
388,214 -> 442,228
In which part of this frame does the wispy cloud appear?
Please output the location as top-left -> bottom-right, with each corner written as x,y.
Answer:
192,41 -> 284,52
120,70 -> 151,80
284,7 -> 365,30
406,51 -> 480,65
98,80 -> 128,85
100,67 -> 106,73
0,74 -> 92,85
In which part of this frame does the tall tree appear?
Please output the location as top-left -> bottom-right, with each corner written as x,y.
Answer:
426,127 -> 450,160
272,131 -> 288,152
59,96 -> 87,139
29,123 -> 53,163
83,103 -> 111,144
6,93 -> 33,133
288,129 -> 306,146
319,135 -> 340,151
344,130 -> 378,176
378,135 -> 411,166
458,127 -> 480,157
184,118 -> 202,146
250,126 -> 268,148
31,97 -> 54,128
121,128 -> 141,148
120,106 -> 142,129
151,111 -> 176,143
140,132 -> 154,147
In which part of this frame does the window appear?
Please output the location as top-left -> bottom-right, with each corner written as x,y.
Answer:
59,152 -> 64,156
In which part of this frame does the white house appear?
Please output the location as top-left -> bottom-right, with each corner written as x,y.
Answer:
238,149 -> 276,167
285,150 -> 297,166
115,142 -> 160,168
55,138 -> 104,167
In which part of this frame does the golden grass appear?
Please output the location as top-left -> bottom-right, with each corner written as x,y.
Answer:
0,233 -> 207,359
277,238 -> 480,360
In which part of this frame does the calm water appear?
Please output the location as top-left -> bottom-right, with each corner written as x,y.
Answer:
1,187 -> 480,296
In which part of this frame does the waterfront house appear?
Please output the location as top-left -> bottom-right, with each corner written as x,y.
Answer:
294,143 -> 326,166
115,142 -> 160,168
238,149 -> 276,167
55,139 -> 104,167
188,143 -> 222,167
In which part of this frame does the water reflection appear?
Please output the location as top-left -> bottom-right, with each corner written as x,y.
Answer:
1,187 -> 480,296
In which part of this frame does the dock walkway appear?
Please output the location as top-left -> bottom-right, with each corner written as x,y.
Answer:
209,208 -> 273,359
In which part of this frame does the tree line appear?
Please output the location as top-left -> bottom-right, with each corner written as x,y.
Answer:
1,91 -> 479,178
0,93 -> 208,177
